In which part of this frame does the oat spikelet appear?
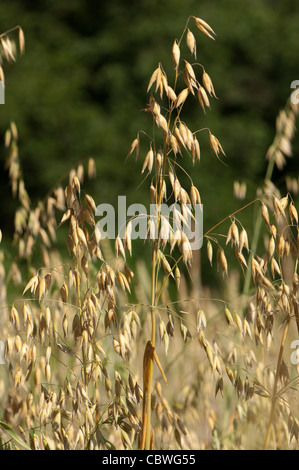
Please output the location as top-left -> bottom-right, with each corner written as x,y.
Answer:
197,85 -> 210,113
156,113 -> 168,133
193,16 -> 216,40
207,239 -> 213,266
217,247 -> 228,276
261,202 -> 270,226
115,235 -> 126,259
190,184 -> 201,207
184,60 -> 197,87
175,88 -> 189,108
289,202 -> 298,224
0,65 -> 4,83
224,307 -> 234,326
88,157 -> 96,178
147,67 -> 160,93
186,28 -> 196,58
23,274 -> 39,295
125,220 -> 132,256
166,85 -> 177,102
174,266 -> 180,289
240,228 -> 249,252
141,147 -> 154,174
18,27 -> 25,54
172,40 -> 180,69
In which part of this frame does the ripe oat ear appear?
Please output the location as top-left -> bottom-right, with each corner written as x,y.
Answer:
4,13 -> 299,451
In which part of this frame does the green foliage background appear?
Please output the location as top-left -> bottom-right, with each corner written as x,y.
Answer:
0,0 -> 298,282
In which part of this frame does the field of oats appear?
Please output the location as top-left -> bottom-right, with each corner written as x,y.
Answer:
1,6 -> 299,451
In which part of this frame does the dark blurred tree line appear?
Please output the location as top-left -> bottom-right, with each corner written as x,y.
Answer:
0,0 -> 298,267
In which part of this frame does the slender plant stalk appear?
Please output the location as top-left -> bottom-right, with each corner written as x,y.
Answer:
264,315 -> 290,450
